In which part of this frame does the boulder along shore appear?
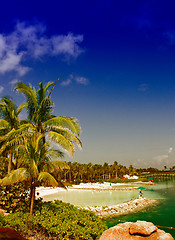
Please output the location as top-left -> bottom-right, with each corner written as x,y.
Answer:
83,197 -> 158,219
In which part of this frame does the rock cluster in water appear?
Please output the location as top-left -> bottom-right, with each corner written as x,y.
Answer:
100,220 -> 174,240
84,198 -> 157,219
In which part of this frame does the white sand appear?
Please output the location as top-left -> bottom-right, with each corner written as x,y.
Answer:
36,181 -> 149,197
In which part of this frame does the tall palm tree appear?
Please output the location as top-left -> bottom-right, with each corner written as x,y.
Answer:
0,80 -> 82,214
0,97 -> 25,173
14,80 -> 82,156
0,133 -> 68,214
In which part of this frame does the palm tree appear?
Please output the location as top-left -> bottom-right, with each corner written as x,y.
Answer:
14,80 -> 82,156
0,133 -> 69,214
0,97 -> 25,173
0,80 -> 82,214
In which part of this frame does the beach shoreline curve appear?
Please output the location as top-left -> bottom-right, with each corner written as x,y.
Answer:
82,197 -> 159,219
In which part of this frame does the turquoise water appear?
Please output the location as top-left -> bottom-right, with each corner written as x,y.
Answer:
104,179 -> 175,238
42,180 -> 175,237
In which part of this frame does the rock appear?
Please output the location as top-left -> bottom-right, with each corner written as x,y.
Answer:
129,220 -> 158,235
0,227 -> 27,240
99,221 -> 174,240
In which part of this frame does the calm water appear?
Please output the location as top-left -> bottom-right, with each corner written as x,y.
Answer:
42,186 -> 162,207
43,180 -> 175,237
104,179 -> 175,237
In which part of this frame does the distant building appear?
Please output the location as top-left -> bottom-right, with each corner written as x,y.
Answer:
123,175 -> 139,179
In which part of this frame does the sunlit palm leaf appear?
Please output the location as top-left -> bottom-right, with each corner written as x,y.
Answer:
0,168 -> 29,185
16,103 -> 27,115
44,116 -> 81,136
51,128 -> 82,150
48,131 -> 75,156
0,119 -> 10,129
38,172 -> 59,187
43,160 -> 69,173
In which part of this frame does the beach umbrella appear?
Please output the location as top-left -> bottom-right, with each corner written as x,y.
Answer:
137,186 -> 146,190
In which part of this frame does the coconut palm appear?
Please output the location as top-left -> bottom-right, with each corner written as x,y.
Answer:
0,80 -> 82,214
14,80 -> 82,156
0,97 -> 25,173
0,132 -> 69,214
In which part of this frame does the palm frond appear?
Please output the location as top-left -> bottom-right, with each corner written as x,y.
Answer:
51,128 -> 82,150
48,131 -> 75,156
50,160 -> 70,170
44,116 -> 81,136
48,78 -> 59,98
0,168 -> 29,185
16,103 -> 27,115
38,97 -> 53,122
43,149 -> 64,160
37,81 -> 54,104
42,160 -> 68,173
38,172 -> 59,187
14,82 -> 38,121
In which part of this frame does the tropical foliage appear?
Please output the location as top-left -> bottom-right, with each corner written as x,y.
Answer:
0,200 -> 107,240
0,183 -> 32,213
0,96 -> 26,173
0,80 -> 82,214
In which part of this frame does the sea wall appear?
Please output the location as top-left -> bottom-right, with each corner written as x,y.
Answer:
83,197 -> 158,219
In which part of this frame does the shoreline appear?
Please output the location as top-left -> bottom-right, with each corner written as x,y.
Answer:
83,197 -> 158,219
36,181 -> 155,197
36,183 -> 159,220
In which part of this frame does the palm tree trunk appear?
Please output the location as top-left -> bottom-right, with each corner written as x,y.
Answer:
8,152 -> 13,174
69,171 -> 71,183
30,183 -> 36,215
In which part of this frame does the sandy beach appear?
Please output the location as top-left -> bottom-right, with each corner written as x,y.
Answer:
36,181 -> 155,196
36,182 -> 158,219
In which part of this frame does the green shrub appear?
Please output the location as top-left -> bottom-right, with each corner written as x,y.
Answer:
0,182 -> 30,213
0,201 -> 107,240
0,182 -> 43,213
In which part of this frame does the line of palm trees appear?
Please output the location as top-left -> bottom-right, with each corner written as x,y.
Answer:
60,161 -> 138,184
0,80 -> 82,214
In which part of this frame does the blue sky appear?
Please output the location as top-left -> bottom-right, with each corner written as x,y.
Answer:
0,0 -> 175,169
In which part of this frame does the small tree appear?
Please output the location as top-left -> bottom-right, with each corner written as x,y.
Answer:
1,133 -> 69,214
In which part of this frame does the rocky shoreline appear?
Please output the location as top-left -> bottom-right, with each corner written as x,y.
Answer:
83,197 -> 158,219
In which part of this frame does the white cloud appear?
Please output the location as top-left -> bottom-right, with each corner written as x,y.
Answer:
60,78 -> 72,87
52,33 -> 84,58
0,21 -> 84,76
168,147 -> 173,154
152,147 -> 174,168
75,76 -> 89,85
61,74 -> 89,87
0,86 -> 4,93
9,79 -> 19,86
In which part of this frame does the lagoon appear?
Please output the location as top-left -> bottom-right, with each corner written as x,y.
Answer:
104,179 -> 175,238
41,180 -> 175,237
41,185 -> 162,207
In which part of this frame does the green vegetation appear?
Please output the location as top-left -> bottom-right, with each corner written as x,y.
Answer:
0,80 -> 108,239
0,200 -> 107,240
0,80 -> 82,214
0,79 -> 170,239
0,182 -> 42,214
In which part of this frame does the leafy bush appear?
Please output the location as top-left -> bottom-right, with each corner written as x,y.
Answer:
0,200 -> 107,240
0,182 -> 43,213
0,182 -> 30,213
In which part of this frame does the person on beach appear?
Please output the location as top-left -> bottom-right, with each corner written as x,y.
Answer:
139,190 -> 143,198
